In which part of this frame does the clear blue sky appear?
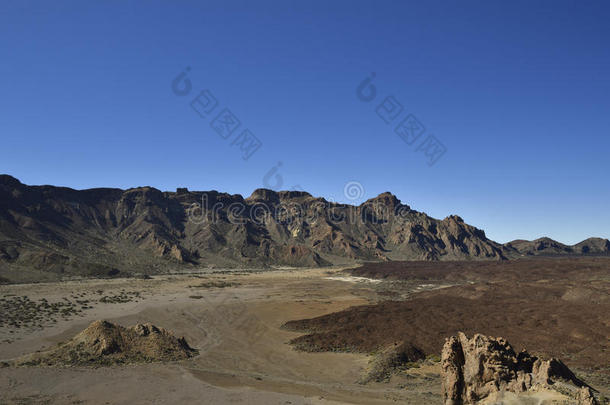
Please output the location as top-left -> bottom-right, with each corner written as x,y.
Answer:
1,0 -> 609,244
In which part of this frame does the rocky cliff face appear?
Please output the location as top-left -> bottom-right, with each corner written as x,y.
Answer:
441,332 -> 597,405
1,175 -> 606,281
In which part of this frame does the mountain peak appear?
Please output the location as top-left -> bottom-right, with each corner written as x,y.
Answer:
363,192 -> 403,208
0,174 -> 24,188
247,189 -> 312,202
443,215 -> 465,223
247,188 -> 279,202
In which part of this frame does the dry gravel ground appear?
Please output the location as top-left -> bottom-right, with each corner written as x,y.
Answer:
0,267 -> 439,405
0,258 -> 608,404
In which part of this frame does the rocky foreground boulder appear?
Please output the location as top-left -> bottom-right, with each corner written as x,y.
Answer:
13,320 -> 198,367
441,332 -> 597,404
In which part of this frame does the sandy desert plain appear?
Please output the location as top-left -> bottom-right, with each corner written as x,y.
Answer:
1,258 -> 609,405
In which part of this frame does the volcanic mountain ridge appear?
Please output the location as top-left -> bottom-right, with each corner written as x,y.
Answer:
1,175 -> 607,281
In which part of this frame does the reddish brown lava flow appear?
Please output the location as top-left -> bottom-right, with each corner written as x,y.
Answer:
284,257 -> 610,374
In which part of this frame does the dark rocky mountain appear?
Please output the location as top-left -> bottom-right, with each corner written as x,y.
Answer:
0,175 -> 607,282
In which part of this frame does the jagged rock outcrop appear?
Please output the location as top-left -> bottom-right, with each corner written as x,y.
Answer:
441,332 -> 597,404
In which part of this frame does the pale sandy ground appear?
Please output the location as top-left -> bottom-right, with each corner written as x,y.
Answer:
0,267 -> 442,405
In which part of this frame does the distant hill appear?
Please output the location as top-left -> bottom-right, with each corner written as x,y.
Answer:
504,237 -> 610,256
0,175 -> 607,282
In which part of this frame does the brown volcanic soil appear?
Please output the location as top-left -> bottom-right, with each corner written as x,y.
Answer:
284,258 -> 610,376
345,256 -> 610,283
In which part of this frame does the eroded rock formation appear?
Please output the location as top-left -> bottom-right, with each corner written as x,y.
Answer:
441,332 -> 597,404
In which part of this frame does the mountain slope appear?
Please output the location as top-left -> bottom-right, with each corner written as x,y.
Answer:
0,175 -> 511,281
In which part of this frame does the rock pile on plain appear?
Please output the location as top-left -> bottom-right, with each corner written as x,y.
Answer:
16,320 -> 198,367
360,341 -> 425,383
